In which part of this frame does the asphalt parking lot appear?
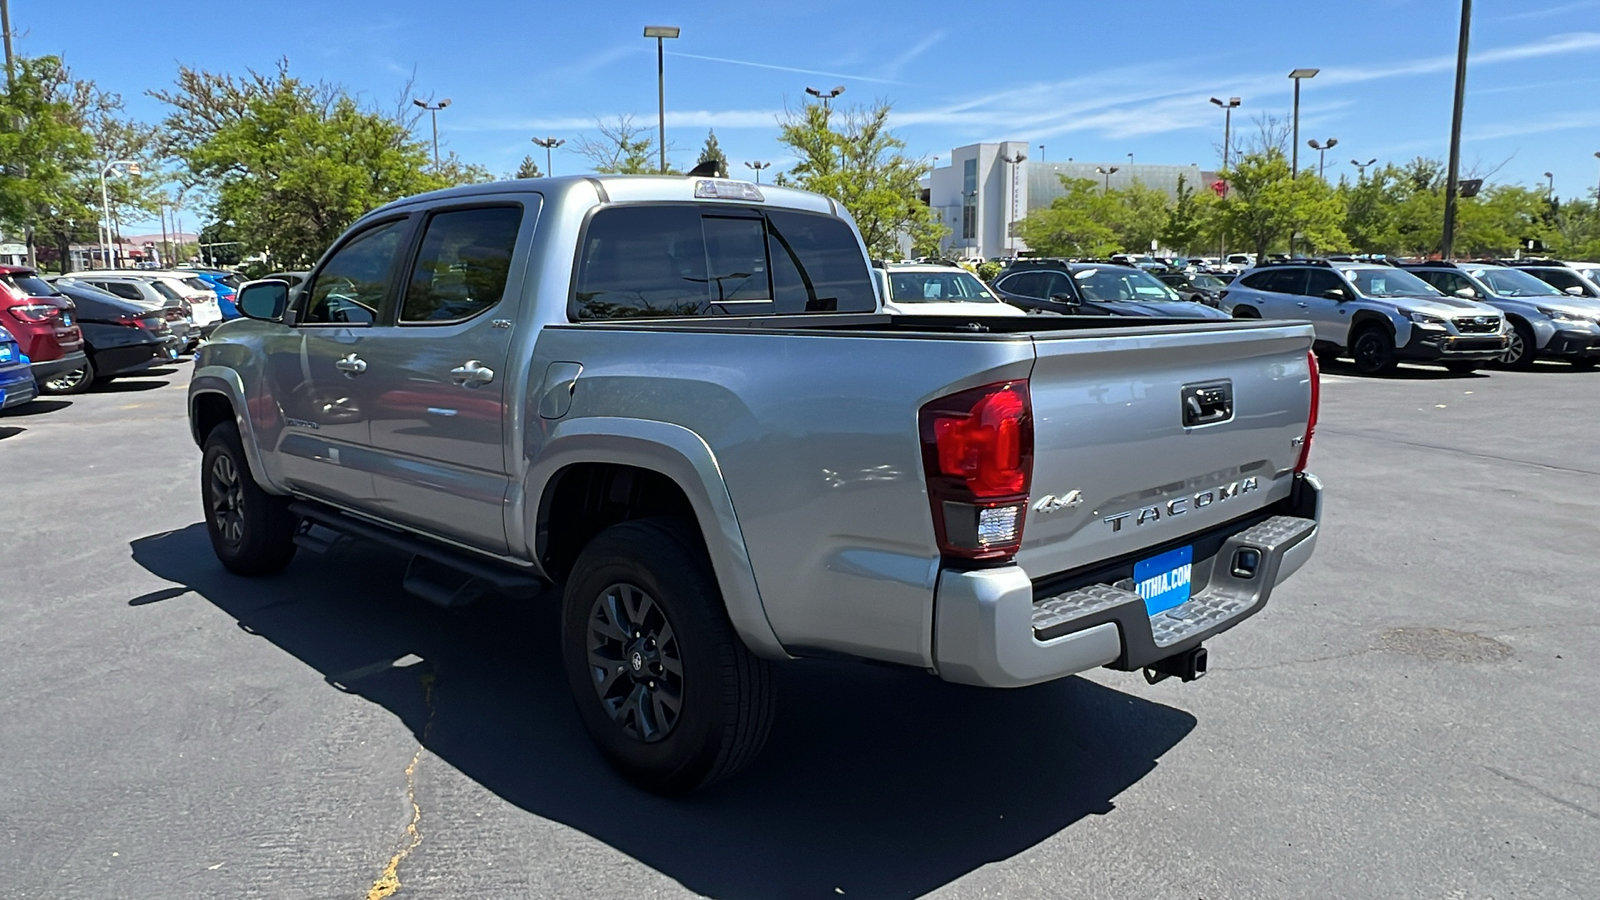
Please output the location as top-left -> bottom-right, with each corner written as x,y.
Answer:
2,358 -> 1597,900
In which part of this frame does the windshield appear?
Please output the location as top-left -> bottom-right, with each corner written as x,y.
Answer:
888,270 -> 1001,303
1467,267 -> 1565,297
148,280 -> 181,300
1073,267 -> 1183,303
1341,268 -> 1442,299
1191,274 -> 1227,290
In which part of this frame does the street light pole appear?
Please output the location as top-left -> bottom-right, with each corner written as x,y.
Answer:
1308,138 -> 1339,180
1288,68 -> 1319,177
1,0 -> 15,87
413,98 -> 452,170
1095,165 -> 1119,193
805,85 -> 846,113
532,136 -> 565,176
1440,0 -> 1472,260
743,160 -> 770,183
644,26 -> 681,174
1002,151 -> 1027,255
1544,171 -> 1554,199
1352,158 -> 1378,180
99,159 -> 139,270
1210,97 -> 1242,262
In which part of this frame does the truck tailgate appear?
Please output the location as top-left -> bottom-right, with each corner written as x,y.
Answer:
1015,320 -> 1315,580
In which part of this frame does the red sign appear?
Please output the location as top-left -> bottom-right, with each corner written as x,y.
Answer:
1211,180 -> 1229,197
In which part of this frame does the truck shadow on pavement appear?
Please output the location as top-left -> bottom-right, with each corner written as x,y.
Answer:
131,524 -> 1197,900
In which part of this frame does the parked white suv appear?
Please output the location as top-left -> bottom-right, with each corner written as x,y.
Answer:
874,262 -> 1025,316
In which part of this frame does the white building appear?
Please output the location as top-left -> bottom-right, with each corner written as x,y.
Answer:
924,143 -> 1214,260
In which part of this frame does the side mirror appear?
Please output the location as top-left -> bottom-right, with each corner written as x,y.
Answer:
1453,287 -> 1478,299
1565,285 -> 1587,296
236,279 -> 290,322
1321,288 -> 1346,301
1050,292 -> 1082,309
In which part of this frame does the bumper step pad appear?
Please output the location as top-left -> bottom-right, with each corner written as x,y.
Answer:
1031,514 -> 1318,653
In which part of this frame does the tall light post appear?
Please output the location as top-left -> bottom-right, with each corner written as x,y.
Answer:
1308,138 -> 1339,179
1,0 -> 15,87
805,85 -> 845,113
1288,68 -> 1320,177
1127,151 -> 1134,168
532,136 -> 565,176
413,98 -> 452,170
1544,171 -> 1555,199
1038,144 -> 1045,162
1002,151 -> 1027,255
743,160 -> 770,183
1095,165 -> 1119,193
1210,96 -> 1242,262
1352,157 -> 1378,180
1440,0 -> 1473,259
643,25 -> 680,174
100,159 -> 140,270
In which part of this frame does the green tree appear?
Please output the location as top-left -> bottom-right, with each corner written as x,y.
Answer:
775,100 -> 945,257
1160,175 -> 1207,254
1108,178 -> 1170,253
696,129 -> 727,174
1015,176 -> 1119,257
513,155 -> 543,179
155,61 -> 455,267
1216,150 -> 1346,258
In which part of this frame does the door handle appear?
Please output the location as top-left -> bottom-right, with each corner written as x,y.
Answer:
335,353 -> 367,376
1296,302 -> 1310,308
450,360 -> 495,388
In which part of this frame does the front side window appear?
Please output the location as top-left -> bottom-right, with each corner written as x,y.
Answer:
1073,267 -> 1182,302
302,219 -> 407,326
1341,268 -> 1440,299
402,206 -> 523,324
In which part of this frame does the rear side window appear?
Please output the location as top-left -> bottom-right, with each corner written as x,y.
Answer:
996,271 -> 1047,298
2,273 -> 60,297
1304,269 -> 1345,297
402,206 -> 523,324
572,205 -> 872,320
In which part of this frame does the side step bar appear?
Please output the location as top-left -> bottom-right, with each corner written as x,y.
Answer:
288,502 -> 548,605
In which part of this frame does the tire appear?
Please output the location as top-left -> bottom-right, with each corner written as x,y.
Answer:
1501,319 -> 1535,370
561,517 -> 774,795
201,422 -> 298,576
1232,305 -> 1261,319
1351,326 -> 1399,376
1444,362 -> 1480,374
40,355 -> 96,395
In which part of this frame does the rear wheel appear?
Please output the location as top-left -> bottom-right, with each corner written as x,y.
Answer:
1351,327 -> 1399,376
561,517 -> 774,795
201,423 -> 298,575
40,356 -> 96,395
1444,361 -> 1481,374
1232,305 -> 1261,319
1501,320 -> 1536,370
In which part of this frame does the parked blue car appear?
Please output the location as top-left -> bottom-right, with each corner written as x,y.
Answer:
0,324 -> 38,410
181,269 -> 242,319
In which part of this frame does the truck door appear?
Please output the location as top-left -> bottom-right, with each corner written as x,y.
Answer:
359,202 -> 536,554
268,217 -> 410,506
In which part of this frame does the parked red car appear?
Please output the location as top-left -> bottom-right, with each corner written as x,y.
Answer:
0,265 -> 86,384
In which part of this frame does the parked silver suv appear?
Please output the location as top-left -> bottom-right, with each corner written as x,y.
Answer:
1403,261 -> 1600,369
1220,260 -> 1508,375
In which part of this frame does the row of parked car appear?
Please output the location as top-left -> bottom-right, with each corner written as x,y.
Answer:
882,254 -> 1600,377
0,264 -> 259,409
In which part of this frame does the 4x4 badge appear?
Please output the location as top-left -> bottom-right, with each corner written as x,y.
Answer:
1034,490 -> 1083,514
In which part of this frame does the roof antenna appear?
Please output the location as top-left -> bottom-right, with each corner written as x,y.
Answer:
686,160 -> 725,178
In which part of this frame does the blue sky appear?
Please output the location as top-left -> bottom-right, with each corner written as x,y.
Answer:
15,0 -> 1600,229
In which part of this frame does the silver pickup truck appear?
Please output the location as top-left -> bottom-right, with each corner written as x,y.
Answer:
189,175 -> 1323,794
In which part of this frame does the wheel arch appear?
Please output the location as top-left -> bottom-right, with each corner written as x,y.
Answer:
523,418 -> 787,660
188,367 -> 280,495
1348,309 -> 1399,344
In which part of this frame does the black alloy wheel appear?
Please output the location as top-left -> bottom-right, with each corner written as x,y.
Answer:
1351,327 -> 1398,376
585,582 -> 685,743
208,452 -> 247,548
41,356 -> 96,395
200,423 -> 298,575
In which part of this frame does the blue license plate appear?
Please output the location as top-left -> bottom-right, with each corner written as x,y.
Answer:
1134,545 -> 1194,616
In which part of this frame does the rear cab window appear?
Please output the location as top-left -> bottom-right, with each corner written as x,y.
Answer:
572,204 -> 873,320
401,205 -> 523,324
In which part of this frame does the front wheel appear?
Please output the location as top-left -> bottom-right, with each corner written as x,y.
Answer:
1351,327 -> 1399,375
561,518 -> 774,795
201,423 -> 298,575
40,356 -> 96,395
1501,320 -> 1536,370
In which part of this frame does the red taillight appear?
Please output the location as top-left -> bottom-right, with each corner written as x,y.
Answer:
7,302 -> 62,324
920,381 -> 1033,561
1296,350 -> 1319,473
112,315 -> 145,328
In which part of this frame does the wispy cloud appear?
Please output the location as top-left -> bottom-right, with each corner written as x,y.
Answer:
1498,0 -> 1600,20
1466,111 -> 1600,141
874,31 -> 946,80
457,109 -> 786,133
557,44 -> 642,78
665,51 -> 904,85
